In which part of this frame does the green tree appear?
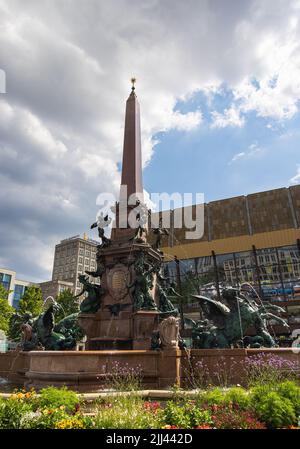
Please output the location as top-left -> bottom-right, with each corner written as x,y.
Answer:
55,289 -> 79,322
18,285 -> 43,316
0,285 -> 14,333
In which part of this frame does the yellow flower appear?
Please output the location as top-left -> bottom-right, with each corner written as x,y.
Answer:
59,405 -> 65,410
17,393 -> 24,399
55,418 -> 85,429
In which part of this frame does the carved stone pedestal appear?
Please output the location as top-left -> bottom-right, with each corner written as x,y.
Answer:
158,349 -> 182,388
133,310 -> 159,350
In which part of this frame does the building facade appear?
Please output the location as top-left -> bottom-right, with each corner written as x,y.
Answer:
159,186 -> 300,290
51,234 -> 100,296
0,268 -> 35,308
39,279 -> 74,301
157,186 -> 300,335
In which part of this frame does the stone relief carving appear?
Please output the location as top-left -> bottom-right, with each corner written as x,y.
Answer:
158,316 -> 180,349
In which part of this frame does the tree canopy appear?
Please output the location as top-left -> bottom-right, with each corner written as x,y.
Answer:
0,285 -> 14,334
18,285 -> 43,316
55,288 -> 80,322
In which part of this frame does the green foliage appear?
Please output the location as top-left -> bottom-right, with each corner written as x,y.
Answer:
163,401 -> 191,428
55,289 -> 79,322
0,384 -> 298,429
223,387 -> 250,410
18,286 -> 43,316
163,400 -> 213,429
38,386 -> 80,413
94,395 -> 162,429
0,388 -> 91,430
252,390 -> 296,428
22,408 -> 93,429
196,388 -> 225,407
0,284 -> 9,300
0,393 -> 33,429
277,381 -> 300,416
0,285 -> 14,333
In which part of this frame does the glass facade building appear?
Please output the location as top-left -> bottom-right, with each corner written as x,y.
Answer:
0,272 -> 12,291
164,243 -> 300,303
12,284 -> 27,309
0,268 -> 33,307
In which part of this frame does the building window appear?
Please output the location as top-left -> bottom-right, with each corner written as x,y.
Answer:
12,284 -> 26,309
0,273 -> 12,291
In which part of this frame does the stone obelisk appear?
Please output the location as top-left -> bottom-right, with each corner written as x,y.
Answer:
120,78 -> 144,203
79,79 -> 162,350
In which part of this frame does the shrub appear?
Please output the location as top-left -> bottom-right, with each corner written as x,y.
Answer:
189,407 -> 213,428
19,406 -> 93,429
163,401 -> 192,428
277,381 -> 300,416
252,391 -> 296,428
0,391 -> 34,429
0,387 -> 93,429
210,404 -> 265,429
38,386 -> 80,413
223,387 -> 250,410
163,400 -> 213,429
196,388 -> 225,407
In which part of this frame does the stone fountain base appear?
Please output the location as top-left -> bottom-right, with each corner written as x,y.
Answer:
0,348 -> 299,392
23,349 -> 181,392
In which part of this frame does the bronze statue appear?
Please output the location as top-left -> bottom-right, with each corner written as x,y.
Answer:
91,212 -> 112,247
189,287 -> 289,348
128,252 -> 157,310
20,322 -> 39,351
76,274 -> 104,313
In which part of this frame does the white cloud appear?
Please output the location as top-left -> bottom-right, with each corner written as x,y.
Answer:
211,107 -> 244,128
229,143 -> 263,164
1,0 -> 300,280
230,152 -> 246,163
290,165 -> 300,184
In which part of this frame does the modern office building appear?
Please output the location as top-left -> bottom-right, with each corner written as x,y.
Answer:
0,268 -> 35,308
158,186 -> 300,287
155,185 -> 300,336
50,234 -> 100,296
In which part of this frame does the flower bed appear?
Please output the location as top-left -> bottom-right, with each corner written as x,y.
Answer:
0,380 -> 300,429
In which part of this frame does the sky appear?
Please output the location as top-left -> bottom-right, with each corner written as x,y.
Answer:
1,0 -> 300,282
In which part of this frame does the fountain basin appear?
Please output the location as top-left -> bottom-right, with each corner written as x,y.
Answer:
0,348 -> 299,392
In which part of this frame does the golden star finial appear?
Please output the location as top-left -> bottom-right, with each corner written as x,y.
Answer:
131,77 -> 136,91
